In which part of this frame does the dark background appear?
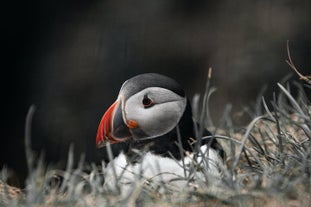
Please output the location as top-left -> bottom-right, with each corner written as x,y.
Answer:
2,0 -> 311,186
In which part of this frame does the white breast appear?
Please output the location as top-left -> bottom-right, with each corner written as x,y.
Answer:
103,145 -> 223,197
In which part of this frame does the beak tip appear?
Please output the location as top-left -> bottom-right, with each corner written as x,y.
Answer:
96,142 -> 105,148
96,134 -> 104,148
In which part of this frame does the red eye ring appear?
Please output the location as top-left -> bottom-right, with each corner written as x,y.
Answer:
142,95 -> 154,108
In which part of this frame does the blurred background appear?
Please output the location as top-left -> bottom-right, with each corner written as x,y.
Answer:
2,0 -> 311,186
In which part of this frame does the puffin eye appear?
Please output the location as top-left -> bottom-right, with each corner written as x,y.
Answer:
142,95 -> 154,108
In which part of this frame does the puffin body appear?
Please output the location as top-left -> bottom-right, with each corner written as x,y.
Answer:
96,73 -> 224,194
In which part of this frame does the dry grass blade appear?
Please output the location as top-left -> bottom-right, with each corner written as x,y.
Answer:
262,96 -> 274,120
277,83 -> 309,119
232,116 -> 265,170
59,144 -> 74,193
176,125 -> 187,177
25,105 -> 36,175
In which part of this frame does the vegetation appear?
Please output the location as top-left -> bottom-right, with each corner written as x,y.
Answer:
1,66 -> 310,207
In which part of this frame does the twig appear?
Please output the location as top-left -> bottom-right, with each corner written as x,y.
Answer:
286,40 -> 311,85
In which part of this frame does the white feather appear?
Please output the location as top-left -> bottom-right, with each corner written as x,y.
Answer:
103,145 -> 223,197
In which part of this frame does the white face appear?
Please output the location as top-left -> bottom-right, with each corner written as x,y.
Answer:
120,87 -> 187,140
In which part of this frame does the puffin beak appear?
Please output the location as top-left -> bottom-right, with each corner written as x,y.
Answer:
96,99 -> 132,148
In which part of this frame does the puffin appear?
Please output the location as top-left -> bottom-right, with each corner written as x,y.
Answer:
96,73 -> 225,194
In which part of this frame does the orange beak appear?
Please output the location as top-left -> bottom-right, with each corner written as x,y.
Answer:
96,100 -> 132,148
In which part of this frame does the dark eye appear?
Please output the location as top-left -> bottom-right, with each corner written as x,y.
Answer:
142,95 -> 154,108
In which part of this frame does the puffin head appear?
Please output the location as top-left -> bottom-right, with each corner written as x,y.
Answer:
96,73 -> 188,148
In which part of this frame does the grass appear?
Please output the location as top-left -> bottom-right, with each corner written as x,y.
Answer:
1,73 -> 310,206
